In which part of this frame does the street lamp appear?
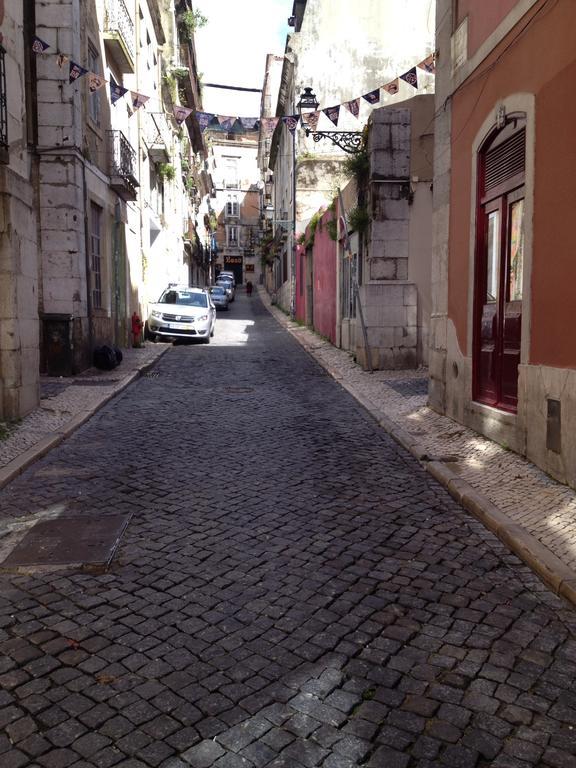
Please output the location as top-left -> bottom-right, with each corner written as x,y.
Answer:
297,85 -> 364,154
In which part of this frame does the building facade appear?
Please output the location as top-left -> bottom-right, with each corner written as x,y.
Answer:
0,0 -> 210,421
430,0 -> 576,490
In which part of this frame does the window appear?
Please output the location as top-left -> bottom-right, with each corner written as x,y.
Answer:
227,226 -> 238,246
226,195 -> 239,217
90,203 -> 103,309
87,43 -> 101,126
223,157 -> 239,189
150,162 -> 164,215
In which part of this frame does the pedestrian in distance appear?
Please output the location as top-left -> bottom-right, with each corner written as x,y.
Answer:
246,280 -> 253,296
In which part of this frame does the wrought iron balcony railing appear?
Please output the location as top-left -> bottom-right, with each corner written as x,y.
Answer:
107,130 -> 138,201
104,0 -> 135,73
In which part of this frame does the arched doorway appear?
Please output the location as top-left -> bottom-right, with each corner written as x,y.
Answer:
473,114 -> 526,412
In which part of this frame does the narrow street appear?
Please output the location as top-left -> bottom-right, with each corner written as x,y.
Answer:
1,293 -> 576,768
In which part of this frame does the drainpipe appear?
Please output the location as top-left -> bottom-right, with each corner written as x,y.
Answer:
82,160 -> 94,367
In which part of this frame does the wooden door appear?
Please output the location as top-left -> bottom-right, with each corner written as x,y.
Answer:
474,122 -> 525,412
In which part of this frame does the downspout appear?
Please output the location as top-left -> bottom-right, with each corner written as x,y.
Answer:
82,160 -> 94,366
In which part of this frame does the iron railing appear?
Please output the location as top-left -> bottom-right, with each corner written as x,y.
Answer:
104,0 -> 135,61
107,129 -> 138,188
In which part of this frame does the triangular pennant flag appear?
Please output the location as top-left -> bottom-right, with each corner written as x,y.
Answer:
261,117 -> 279,135
240,117 -> 260,132
282,115 -> 299,135
323,105 -> 341,127
195,111 -> 215,132
362,88 -> 380,105
88,73 -> 106,93
57,54 -> 69,69
302,111 -> 320,132
217,115 -> 235,130
173,105 -> 193,124
131,91 -> 149,110
343,99 -> 360,119
382,79 -> 400,95
399,67 -> 418,89
110,82 -> 129,105
31,36 -> 50,54
69,60 -> 88,84
417,54 -> 436,74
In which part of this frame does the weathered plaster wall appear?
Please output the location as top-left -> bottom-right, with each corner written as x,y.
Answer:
312,210 -> 337,344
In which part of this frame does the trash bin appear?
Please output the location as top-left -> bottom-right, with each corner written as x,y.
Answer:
42,313 -> 73,376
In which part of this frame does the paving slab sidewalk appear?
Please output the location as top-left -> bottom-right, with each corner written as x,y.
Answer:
260,288 -> 576,607
0,342 -> 170,489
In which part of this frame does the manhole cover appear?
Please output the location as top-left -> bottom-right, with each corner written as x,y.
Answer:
1,515 -> 131,569
144,371 -> 160,378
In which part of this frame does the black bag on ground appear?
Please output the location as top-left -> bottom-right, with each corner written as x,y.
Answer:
114,347 -> 123,365
93,345 -> 118,370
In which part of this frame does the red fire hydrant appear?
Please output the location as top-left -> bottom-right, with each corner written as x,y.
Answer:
131,312 -> 143,348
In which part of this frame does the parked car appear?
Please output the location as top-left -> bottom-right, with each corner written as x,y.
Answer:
217,270 -> 236,285
216,276 -> 235,302
209,285 -> 230,310
147,286 -> 215,343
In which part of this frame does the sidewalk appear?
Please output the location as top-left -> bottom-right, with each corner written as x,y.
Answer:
0,342 -> 169,489
260,288 -> 576,607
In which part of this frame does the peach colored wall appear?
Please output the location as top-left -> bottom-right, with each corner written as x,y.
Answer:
312,210 -> 337,344
456,0 -> 520,57
449,0 -> 576,367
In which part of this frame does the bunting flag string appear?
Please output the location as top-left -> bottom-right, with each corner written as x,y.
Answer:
323,105 -> 341,127
30,32 -> 435,134
399,67 -> 418,89
32,36 -> 50,53
343,98 -> 360,119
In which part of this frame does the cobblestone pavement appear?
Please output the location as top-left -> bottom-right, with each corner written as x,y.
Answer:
1,292 -> 576,768
261,294 -> 576,572
0,344 -> 168,471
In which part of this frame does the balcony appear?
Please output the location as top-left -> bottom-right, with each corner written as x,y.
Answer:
103,0 -> 135,73
107,130 -> 139,201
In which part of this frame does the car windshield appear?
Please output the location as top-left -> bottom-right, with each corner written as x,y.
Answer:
158,290 -> 208,308
217,278 -> 232,285
210,287 -> 226,295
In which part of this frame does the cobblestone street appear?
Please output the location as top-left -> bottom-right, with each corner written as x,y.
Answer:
1,293 -> 576,768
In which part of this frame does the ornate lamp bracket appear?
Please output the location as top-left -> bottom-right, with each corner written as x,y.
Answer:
304,128 -> 364,154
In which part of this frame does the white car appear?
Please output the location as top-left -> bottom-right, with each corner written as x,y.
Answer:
147,286 -> 216,343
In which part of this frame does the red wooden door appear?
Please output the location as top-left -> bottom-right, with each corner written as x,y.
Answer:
474,122 -> 525,412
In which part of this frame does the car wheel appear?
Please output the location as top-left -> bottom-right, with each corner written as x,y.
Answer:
210,327 -> 215,337
203,335 -> 210,344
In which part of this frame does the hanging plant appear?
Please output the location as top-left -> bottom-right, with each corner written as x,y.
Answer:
157,163 -> 176,181
348,205 -> 370,234
178,9 -> 208,41
343,146 -> 369,189
305,210 -> 322,248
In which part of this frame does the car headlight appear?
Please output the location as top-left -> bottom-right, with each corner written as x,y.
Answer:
151,310 -> 162,319
197,314 -> 208,321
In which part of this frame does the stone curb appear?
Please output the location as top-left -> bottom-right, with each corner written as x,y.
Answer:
258,288 -> 576,607
0,347 -> 169,492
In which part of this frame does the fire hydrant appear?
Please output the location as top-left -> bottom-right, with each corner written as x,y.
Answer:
131,312 -> 143,348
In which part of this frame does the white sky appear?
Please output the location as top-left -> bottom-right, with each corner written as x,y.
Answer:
193,0 -> 291,117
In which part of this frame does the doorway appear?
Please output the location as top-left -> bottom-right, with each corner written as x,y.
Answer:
473,118 -> 526,412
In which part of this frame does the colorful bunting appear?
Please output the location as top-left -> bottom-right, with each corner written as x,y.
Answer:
88,73 -> 106,92
399,67 -> 418,88
343,99 -> 360,119
217,115 -> 235,129
282,115 -> 300,135
69,61 -> 88,84
323,105 -> 341,127
196,111 -> 216,132
131,91 -> 149,110
173,105 -> 193,124
240,117 -> 260,132
382,79 -> 400,95
110,82 -> 129,105
261,117 -> 279,135
31,36 -> 50,53
362,88 -> 380,105
302,111 -> 320,132
57,53 -> 69,69
417,54 -> 436,74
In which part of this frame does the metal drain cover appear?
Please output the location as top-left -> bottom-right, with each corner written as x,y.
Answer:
1,515 -> 130,568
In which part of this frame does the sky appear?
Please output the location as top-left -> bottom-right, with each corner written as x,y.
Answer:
193,0 -> 291,118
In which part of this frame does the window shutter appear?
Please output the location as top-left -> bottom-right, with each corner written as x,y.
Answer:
484,129 -> 525,192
